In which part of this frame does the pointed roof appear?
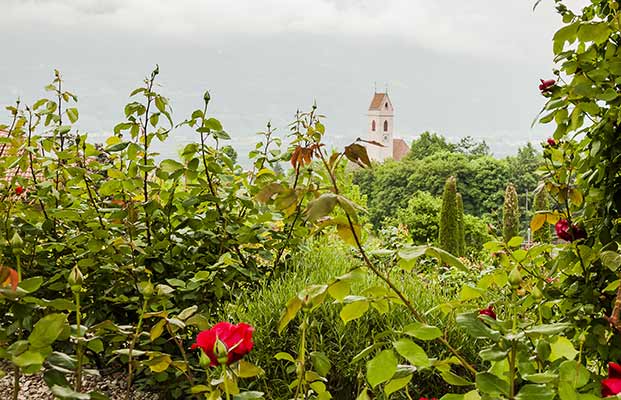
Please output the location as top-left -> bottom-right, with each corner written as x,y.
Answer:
392,138 -> 409,161
368,92 -> 393,111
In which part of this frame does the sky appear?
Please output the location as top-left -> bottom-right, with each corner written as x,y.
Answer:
0,0 -> 589,163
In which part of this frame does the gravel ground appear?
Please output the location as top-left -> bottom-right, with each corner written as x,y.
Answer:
0,366 -> 153,400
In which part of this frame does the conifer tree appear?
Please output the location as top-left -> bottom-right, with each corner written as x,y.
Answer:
502,183 -> 521,242
533,189 -> 552,243
438,176 -> 460,255
456,192 -> 466,256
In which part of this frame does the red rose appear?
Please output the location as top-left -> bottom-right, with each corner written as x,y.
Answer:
602,362 -> 621,397
555,219 -> 587,242
546,138 -> 557,147
539,79 -> 556,91
15,186 -> 24,195
191,322 -> 254,366
479,305 -> 496,320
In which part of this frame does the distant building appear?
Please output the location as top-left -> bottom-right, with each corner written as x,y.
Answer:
365,92 -> 409,162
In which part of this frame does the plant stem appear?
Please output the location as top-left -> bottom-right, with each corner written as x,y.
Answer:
126,297 -> 148,400
293,316 -> 308,400
221,365 -> 231,400
12,365 -> 20,400
74,290 -> 83,392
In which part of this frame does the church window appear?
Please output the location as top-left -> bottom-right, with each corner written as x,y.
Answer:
385,102 -> 388,108
371,120 -> 376,131
383,120 -> 388,132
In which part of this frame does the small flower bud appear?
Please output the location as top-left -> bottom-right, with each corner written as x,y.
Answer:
203,90 -> 211,104
10,232 -> 23,249
68,266 -> 84,291
508,267 -> 522,288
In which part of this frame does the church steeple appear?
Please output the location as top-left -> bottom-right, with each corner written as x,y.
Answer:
367,92 -> 394,162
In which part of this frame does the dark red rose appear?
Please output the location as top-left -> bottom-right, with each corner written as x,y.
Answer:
539,79 -> 556,91
191,322 -> 254,366
15,186 -> 24,195
479,305 -> 496,320
547,138 -> 557,147
555,219 -> 587,242
602,362 -> 621,397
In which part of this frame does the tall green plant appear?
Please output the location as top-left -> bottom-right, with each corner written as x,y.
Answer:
438,176 -> 460,255
502,183 -> 520,242
456,192 -> 466,257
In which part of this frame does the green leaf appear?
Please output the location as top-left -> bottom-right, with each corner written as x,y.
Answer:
601,251 -> 621,272
393,338 -> 430,368
384,374 -> 412,396
29,313 -> 67,349
366,350 -> 397,388
160,159 -> 184,174
456,312 -> 500,340
66,107 -> 79,123
577,22 -> 611,45
203,118 -> 223,131
476,372 -> 510,397
559,360 -> 590,389
310,351 -> 331,376
305,193 -> 338,222
17,277 -> 43,293
524,323 -> 571,336
515,384 -> 555,400
50,385 -> 90,399
274,352 -> 295,363
340,301 -> 369,324
549,336 -> 577,362
233,392 -> 265,399
328,279 -> 350,301
12,350 -> 45,369
441,370 -> 473,386
425,246 -> 468,272
402,322 -> 442,341
459,285 -> 485,301
278,296 -> 302,334
236,360 -> 264,378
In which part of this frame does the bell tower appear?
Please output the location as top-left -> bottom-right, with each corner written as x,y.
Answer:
367,91 -> 394,162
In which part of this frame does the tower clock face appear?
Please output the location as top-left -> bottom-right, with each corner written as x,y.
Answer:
383,134 -> 389,143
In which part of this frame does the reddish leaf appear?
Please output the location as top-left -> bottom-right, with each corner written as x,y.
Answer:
0,266 -> 19,291
344,143 -> 372,168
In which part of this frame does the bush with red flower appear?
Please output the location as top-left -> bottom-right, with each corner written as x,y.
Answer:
554,219 -> 587,242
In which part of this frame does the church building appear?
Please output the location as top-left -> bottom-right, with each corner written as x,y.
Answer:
366,92 -> 409,162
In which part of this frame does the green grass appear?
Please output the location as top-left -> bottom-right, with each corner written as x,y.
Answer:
222,236 -> 484,399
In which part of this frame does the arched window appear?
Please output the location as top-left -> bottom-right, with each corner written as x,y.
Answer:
383,120 -> 388,132
371,120 -> 376,131
385,102 -> 388,108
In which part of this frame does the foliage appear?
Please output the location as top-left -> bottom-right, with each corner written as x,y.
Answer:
532,189 -> 552,243
439,177 -> 461,256
502,183 -> 520,242
354,142 -> 540,229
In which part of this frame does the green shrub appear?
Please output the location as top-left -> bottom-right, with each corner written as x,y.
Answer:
438,176 -> 460,255
502,183 -> 520,242
223,238 -> 482,399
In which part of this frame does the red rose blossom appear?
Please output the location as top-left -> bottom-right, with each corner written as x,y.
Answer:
191,321 -> 254,366
547,138 -> 557,147
15,186 -> 24,195
539,79 -> 556,91
602,362 -> 621,397
555,219 -> 587,242
479,305 -> 496,320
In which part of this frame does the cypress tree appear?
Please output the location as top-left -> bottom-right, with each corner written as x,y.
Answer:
456,192 -> 466,257
438,176 -> 460,255
502,183 -> 521,242
533,189 -> 552,243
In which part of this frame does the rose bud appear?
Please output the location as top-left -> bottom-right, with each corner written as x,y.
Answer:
546,138 -> 557,147
539,79 -> 556,91
15,186 -> 24,195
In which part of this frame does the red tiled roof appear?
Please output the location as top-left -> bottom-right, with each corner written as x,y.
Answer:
369,93 -> 388,110
392,138 -> 409,161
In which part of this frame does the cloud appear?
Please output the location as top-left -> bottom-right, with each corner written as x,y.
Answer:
2,0 -> 589,58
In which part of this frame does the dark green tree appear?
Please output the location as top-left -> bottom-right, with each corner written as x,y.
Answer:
502,183 -> 521,242
533,189 -> 552,243
456,192 -> 466,256
405,132 -> 456,161
438,176 -> 460,255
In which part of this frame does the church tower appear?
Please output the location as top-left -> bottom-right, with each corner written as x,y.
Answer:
366,92 -> 394,162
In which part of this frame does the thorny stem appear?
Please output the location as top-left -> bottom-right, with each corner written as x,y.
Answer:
317,149 -> 478,377
126,297 -> 149,400
74,290 -> 83,392
141,70 -> 157,247
198,102 -> 249,270
26,108 -> 49,221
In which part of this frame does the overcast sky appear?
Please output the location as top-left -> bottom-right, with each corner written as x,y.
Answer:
0,0 -> 588,162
